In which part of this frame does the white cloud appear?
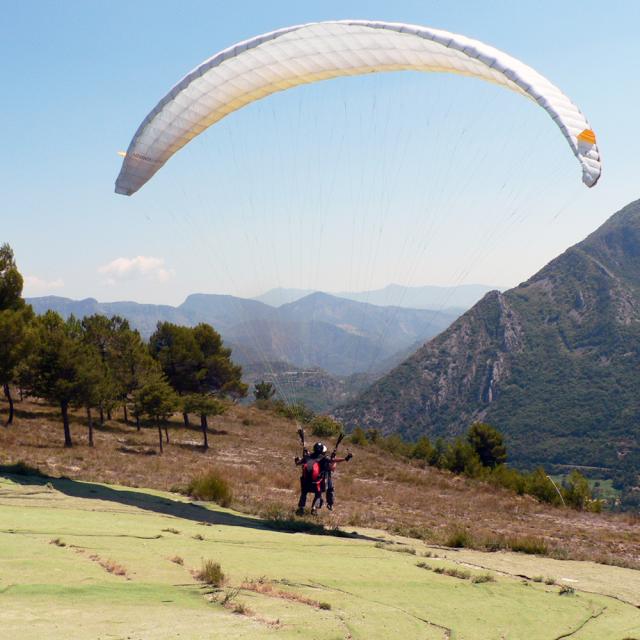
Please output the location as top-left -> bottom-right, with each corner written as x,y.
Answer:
23,275 -> 65,294
98,256 -> 174,285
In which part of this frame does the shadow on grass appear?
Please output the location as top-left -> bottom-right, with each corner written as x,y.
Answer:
0,465 -> 376,540
14,406 -> 63,421
0,466 -> 270,531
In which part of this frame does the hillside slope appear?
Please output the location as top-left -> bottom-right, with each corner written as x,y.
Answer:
3,475 -> 640,639
336,199 -> 640,471
2,398 -> 639,567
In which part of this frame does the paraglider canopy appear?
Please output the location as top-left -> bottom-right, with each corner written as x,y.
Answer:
115,20 -> 601,196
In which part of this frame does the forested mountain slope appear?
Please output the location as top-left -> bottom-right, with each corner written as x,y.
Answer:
337,199 -> 640,473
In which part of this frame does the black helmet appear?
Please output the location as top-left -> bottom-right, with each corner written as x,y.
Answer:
313,442 -> 327,455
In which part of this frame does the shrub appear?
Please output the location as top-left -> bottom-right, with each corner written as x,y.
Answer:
411,436 -> 434,461
507,535 -> 547,555
274,401 -> 314,424
479,535 -> 508,552
378,434 -> 412,457
559,584 -> 575,596
196,560 -> 225,587
310,415 -> 342,438
472,574 -> 495,584
443,438 -> 482,477
562,470 -> 593,510
390,524 -> 432,541
487,465 -> 527,495
319,602 -> 332,610
221,587 -> 240,606
429,438 -> 448,468
253,380 -> 275,401
395,546 -> 417,555
444,526 -> 474,549
170,555 -> 184,565
525,468 -> 563,506
365,429 -> 380,444
187,471 -> 233,507
349,426 -> 368,446
433,566 -> 471,580
49,538 -> 66,547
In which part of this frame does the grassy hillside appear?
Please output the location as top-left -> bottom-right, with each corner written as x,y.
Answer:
1,397 -> 639,570
2,474 -> 640,639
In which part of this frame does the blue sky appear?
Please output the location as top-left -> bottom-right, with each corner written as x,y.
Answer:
3,1 -> 639,305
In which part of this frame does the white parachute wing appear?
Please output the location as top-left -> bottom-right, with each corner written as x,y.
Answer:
115,20 -> 601,195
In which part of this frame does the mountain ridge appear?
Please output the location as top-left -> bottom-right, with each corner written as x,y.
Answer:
27,290 -> 461,377
336,198 -> 640,472
253,283 -> 498,310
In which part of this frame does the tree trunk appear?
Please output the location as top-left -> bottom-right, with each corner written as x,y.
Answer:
164,425 -> 170,443
183,411 -> 190,427
135,413 -> 140,431
61,400 -> 72,448
3,383 -> 14,427
156,419 -> 163,453
123,403 -> 129,425
107,409 -> 112,421
200,414 -> 208,450
87,407 -> 94,447
99,406 -> 104,426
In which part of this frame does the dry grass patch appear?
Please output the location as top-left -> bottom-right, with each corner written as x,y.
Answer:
374,542 -> 417,555
241,578 -> 325,609
86,553 -> 128,577
417,561 -> 495,584
439,526 -> 548,556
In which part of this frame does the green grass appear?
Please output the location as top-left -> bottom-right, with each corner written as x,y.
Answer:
1,475 -> 639,640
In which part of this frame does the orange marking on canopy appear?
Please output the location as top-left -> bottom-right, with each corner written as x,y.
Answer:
577,129 -> 596,144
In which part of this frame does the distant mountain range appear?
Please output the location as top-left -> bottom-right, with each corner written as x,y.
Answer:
27,290 -> 465,377
336,199 -> 640,475
253,283 -> 497,310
